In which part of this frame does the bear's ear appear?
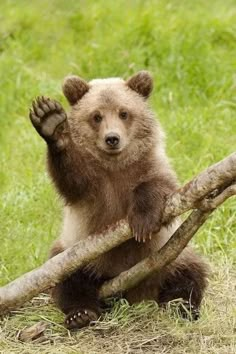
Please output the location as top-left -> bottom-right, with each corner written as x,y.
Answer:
126,71 -> 153,99
62,75 -> 90,105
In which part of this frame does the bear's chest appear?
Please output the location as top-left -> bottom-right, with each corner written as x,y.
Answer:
86,173 -> 132,233
99,173 -> 131,207
60,168 -> 140,248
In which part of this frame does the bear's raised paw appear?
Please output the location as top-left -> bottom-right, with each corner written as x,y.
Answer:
29,96 -> 69,149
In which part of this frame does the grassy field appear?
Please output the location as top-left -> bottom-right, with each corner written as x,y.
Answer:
0,0 -> 235,353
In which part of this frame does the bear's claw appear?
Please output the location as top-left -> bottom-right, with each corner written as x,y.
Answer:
65,308 -> 99,330
178,300 -> 200,321
129,211 -> 163,243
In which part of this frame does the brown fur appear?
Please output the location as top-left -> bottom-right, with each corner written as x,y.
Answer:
126,70 -> 153,98
29,71 -> 208,329
63,75 -> 90,105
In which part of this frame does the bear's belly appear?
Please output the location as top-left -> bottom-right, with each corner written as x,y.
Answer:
89,221 -> 181,278
89,238 -> 150,278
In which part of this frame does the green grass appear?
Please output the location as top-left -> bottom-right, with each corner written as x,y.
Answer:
0,0 -> 235,353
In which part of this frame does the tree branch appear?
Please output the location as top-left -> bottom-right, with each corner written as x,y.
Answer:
197,183 -> 236,211
0,152 -> 235,314
163,152 -> 236,220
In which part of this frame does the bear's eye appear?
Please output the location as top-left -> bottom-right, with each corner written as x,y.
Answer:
119,111 -> 128,120
94,113 -> 102,123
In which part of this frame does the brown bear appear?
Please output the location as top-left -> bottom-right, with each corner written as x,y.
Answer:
29,71 -> 208,330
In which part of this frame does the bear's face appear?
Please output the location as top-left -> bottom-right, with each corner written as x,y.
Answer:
81,92 -> 133,156
63,72 -> 159,168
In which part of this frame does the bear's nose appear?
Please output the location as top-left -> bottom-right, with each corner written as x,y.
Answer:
105,133 -> 120,147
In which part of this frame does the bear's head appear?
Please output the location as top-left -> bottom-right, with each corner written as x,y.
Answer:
62,71 -> 161,169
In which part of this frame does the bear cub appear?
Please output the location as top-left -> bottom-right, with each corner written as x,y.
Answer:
29,71 -> 208,329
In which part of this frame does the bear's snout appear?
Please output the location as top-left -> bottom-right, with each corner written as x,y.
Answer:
105,133 -> 120,148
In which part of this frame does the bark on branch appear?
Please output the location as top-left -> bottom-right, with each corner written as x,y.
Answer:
0,152 -> 235,314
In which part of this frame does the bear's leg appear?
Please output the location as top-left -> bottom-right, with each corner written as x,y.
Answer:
158,250 -> 208,320
49,240 -> 103,330
52,269 -> 103,329
125,249 -> 208,320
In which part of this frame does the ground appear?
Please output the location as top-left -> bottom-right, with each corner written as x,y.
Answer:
0,0 -> 235,353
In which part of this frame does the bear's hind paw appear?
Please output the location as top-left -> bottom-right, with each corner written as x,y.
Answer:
64,308 -> 99,330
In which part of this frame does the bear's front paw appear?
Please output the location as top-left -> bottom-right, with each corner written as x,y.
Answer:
64,308 -> 100,330
128,211 -> 163,243
29,96 -> 69,149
